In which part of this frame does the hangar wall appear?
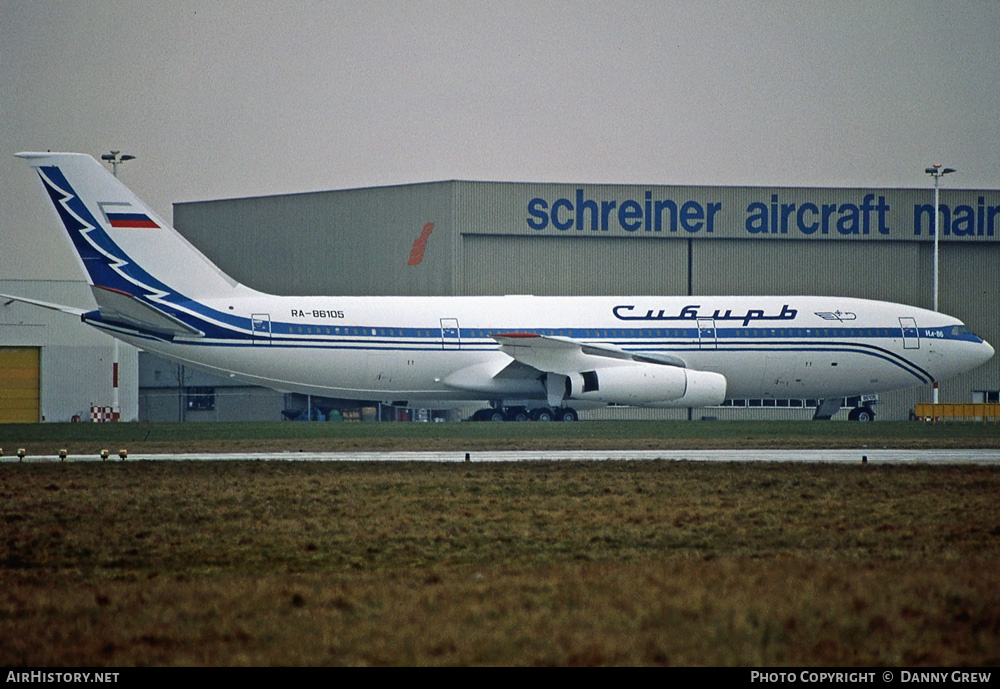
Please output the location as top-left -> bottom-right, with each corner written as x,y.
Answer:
461,236 -> 689,296
174,183 -> 456,297
138,352 -> 285,422
0,279 -> 139,423
172,180 -> 999,421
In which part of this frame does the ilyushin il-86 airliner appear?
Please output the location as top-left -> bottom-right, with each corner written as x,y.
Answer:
6,153 -> 994,421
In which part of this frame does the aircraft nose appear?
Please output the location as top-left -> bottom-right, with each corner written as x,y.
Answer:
982,338 -> 996,365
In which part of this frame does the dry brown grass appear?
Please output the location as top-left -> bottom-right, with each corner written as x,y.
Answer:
2,460 -> 998,666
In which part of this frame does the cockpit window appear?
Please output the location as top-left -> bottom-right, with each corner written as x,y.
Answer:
952,325 -> 971,336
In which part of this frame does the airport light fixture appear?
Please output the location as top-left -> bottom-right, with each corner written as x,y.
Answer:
924,163 -> 956,404
99,149 -> 137,418
101,150 -> 135,178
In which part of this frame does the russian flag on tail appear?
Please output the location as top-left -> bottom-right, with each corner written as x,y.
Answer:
99,201 -> 159,229
106,211 -> 159,229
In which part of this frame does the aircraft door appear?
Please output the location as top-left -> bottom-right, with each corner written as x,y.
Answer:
252,314 -> 271,345
697,319 -> 718,350
440,318 -> 461,350
899,317 -> 919,350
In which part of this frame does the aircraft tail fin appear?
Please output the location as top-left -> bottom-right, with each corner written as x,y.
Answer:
16,152 -> 241,302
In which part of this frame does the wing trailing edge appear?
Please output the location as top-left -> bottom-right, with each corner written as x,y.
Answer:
492,332 -> 687,372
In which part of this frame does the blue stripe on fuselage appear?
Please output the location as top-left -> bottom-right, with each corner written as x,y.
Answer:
122,325 -> 934,385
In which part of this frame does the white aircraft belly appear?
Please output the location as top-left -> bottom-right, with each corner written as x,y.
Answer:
136,337 -> 509,399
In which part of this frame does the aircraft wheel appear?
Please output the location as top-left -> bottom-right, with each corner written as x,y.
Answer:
531,408 -> 553,422
848,406 -> 875,422
556,407 -> 578,422
510,408 -> 529,422
488,410 -> 506,422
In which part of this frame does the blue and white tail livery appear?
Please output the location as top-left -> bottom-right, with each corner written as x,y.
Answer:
8,152 -> 994,420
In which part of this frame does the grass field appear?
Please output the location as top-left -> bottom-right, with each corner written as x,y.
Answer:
1,421 -> 998,666
1,419 -> 999,456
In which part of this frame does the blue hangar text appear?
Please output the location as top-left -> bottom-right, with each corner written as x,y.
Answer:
527,190 -> 721,233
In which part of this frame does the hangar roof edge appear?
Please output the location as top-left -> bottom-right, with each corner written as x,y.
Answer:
175,179 -> 1000,208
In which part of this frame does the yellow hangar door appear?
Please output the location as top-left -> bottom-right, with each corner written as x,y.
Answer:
0,347 -> 40,423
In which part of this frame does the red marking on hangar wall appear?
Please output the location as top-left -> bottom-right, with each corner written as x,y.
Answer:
408,222 -> 434,265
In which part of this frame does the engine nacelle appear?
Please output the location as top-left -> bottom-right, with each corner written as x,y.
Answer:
564,364 -> 727,407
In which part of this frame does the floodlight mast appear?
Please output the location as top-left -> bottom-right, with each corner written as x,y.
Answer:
101,150 -> 135,178
924,163 -> 956,403
99,150 -> 137,419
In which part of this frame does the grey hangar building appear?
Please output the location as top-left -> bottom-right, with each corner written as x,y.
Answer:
3,178 -> 997,423
164,179 -> 999,422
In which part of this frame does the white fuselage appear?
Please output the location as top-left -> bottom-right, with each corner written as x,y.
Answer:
16,152 -> 993,412
98,292 -> 993,405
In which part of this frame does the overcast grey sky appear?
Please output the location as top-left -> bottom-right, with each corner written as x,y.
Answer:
2,1 -> 999,278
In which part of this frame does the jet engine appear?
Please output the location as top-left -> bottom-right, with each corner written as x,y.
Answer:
563,363 -> 727,407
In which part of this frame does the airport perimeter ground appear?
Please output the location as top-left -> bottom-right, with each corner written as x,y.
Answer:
1,421 -> 998,666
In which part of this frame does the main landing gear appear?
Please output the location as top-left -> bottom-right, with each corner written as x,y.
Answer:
814,396 -> 878,421
847,405 -> 876,422
469,406 -> 579,422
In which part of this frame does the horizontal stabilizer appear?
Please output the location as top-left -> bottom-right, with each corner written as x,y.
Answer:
90,285 -> 204,337
0,293 -> 87,317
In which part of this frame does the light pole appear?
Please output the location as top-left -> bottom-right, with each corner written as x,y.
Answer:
101,150 -> 135,178
100,150 -> 136,419
924,163 -> 956,404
